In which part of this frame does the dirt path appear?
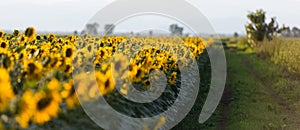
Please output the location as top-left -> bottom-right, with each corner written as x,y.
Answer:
242,58 -> 300,128
218,83 -> 233,130
218,50 -> 300,129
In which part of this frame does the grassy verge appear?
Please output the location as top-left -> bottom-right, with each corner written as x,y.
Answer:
225,50 -> 300,129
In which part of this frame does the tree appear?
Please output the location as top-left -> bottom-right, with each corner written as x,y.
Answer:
245,9 -> 279,47
104,24 -> 115,35
234,32 -> 239,38
85,23 -> 99,35
169,24 -> 183,36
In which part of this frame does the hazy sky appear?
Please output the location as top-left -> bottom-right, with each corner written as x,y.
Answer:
0,0 -> 299,34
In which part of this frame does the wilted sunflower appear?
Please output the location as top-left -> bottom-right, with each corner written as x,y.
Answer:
0,68 -> 15,112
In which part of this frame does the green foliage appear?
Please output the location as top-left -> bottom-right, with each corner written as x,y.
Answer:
246,9 -> 279,47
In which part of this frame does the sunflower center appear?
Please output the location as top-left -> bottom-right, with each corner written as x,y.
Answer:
65,48 -> 72,57
37,97 -> 53,110
1,42 -> 6,48
28,63 -> 36,74
105,79 -> 110,89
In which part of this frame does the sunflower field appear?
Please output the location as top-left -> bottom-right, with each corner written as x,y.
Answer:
0,27 -> 211,129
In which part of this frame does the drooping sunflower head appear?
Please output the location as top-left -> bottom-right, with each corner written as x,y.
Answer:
13,29 -> 20,37
24,27 -> 36,41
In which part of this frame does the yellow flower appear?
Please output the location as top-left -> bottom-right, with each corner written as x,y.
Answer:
48,33 -> 56,42
127,64 -> 137,81
154,116 -> 166,130
47,78 -> 61,91
0,68 -> 14,112
61,80 -> 79,109
16,90 -> 36,128
0,30 -> 4,39
168,72 -> 177,85
95,70 -> 115,96
24,60 -> 43,80
13,30 -> 20,37
0,41 -> 8,49
24,27 -> 36,41
32,90 -> 62,125
63,45 -> 74,58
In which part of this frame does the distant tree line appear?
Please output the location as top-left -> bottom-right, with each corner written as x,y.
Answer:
78,22 -> 115,35
278,26 -> 300,37
245,9 -> 300,47
76,23 -> 186,36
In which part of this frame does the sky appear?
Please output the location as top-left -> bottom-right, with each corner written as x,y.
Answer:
0,0 -> 300,34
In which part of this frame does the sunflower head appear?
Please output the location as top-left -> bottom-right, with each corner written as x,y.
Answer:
33,90 -> 62,125
47,33 -> 56,42
0,30 -> 4,39
0,68 -> 14,112
95,70 -> 115,96
64,45 -> 73,58
16,90 -> 36,128
0,41 -> 7,49
25,27 -> 36,41
13,30 -> 20,37
24,60 -> 43,80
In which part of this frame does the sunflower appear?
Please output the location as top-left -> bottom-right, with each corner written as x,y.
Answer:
0,30 -> 4,39
32,90 -> 62,125
63,45 -> 74,58
168,72 -> 177,85
47,33 -> 56,42
127,64 -> 138,81
0,41 -> 7,49
16,90 -> 36,128
13,30 -> 20,37
154,116 -> 166,130
47,78 -> 61,91
24,27 -> 36,41
0,68 -> 15,112
23,60 -> 43,80
61,80 -> 79,109
95,70 -> 115,96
